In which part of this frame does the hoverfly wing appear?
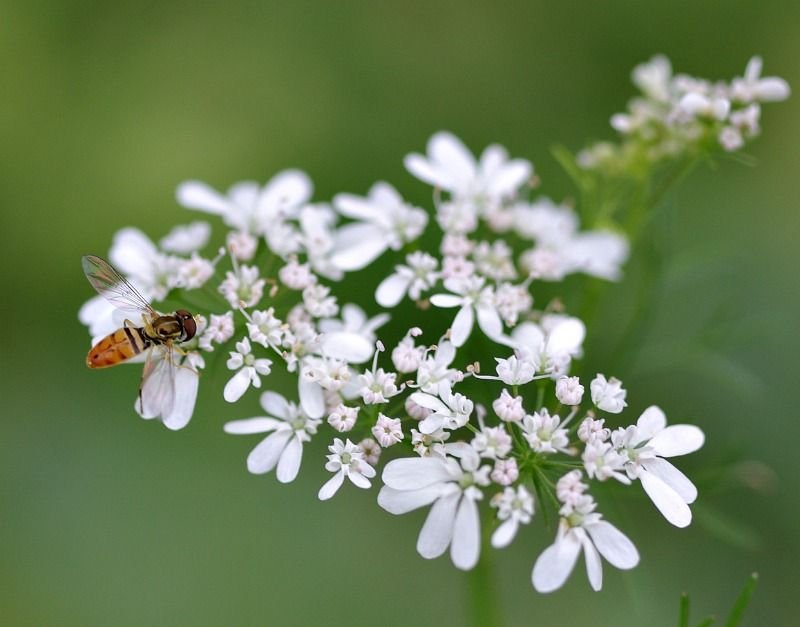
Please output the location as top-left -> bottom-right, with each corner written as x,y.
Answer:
82,255 -> 155,318
136,346 -> 177,420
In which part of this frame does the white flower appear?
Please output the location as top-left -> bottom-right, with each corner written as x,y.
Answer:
612,406 -> 704,527
472,240 -> 516,281
493,281 -> 533,327
520,409 -> 570,454
441,255 -> 476,280
223,391 -> 321,483
719,126 -> 744,151
176,170 -> 313,235
279,258 -> 316,290
556,376 -> 584,406
494,353 -> 538,386
730,56 -> 791,103
358,368 -> 401,405
471,425 -> 512,460
219,264 -> 266,309
224,337 -> 273,402
490,485 -> 534,548
177,253 -> 215,289
372,414 -> 404,448
331,182 -> 428,271
512,316 -> 585,377
410,383 -> 474,434
109,228 -> 181,301
318,438 -> 376,500
411,427 -> 450,457
375,251 -> 439,307
247,308 -> 284,348
404,132 -> 532,212
492,389 -> 525,423
532,470 -> 639,593
632,54 -> 672,102
327,404 -> 358,432
302,283 -> 338,318
415,340 -> 459,395
135,349 -> 203,431
301,356 -> 351,392
319,303 -> 388,364
358,438 -> 381,466
490,458 -> 519,486
378,446 -> 491,570
297,204 -> 342,280
226,230 -> 258,262
199,311 -> 234,351
513,198 -> 578,245
590,374 -> 627,413
391,330 -> 426,373
582,440 -> 630,484
159,221 -> 211,254
430,277 -> 507,347
578,416 -> 610,443
406,396 -> 433,421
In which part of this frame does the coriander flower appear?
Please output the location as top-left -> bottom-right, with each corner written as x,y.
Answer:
159,221 -> 211,254
327,404 -> 358,432
556,376 -> 584,406
492,389 -> 525,423
318,438 -> 376,500
246,308 -> 284,349
471,425 -> 512,460
410,383 -> 474,434
490,485 -> 535,548
136,349 -> 203,431
199,311 -> 234,351
490,458 -> 519,486
415,340 -> 459,396
224,337 -> 273,402
532,470 -> 639,593
404,131 -> 532,211
372,413 -> 404,448
219,264 -> 266,309
612,406 -> 704,527
520,409 -> 570,454
330,182 -> 428,271
378,445 -> 491,570
375,251 -> 439,307
430,277 -> 508,347
730,56 -> 791,103
590,374 -> 627,413
224,391 -> 320,483
512,315 -> 585,377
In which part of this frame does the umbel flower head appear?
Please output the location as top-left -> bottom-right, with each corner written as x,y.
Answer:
78,54 -> 788,596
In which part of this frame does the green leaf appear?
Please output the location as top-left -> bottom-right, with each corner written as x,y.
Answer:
724,573 -> 758,627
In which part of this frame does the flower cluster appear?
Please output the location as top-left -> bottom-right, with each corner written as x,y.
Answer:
79,56 -> 787,593
578,55 -> 790,171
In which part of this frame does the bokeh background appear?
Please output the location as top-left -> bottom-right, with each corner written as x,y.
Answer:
2,2 -> 798,625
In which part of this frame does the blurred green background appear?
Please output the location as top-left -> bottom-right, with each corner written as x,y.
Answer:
1,1 -> 798,625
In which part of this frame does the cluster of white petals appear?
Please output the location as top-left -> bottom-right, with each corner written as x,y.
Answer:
79,54 -> 787,596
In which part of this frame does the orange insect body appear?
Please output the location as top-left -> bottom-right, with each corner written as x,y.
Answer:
86,326 -> 152,369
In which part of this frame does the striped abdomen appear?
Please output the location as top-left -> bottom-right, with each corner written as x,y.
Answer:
86,326 -> 152,368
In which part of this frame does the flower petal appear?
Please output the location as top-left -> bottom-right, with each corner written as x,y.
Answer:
377,484 -> 443,514
450,305 -> 474,347
376,273 -> 411,308
162,366 -> 199,430
585,520 -> 640,570
417,491 -> 459,559
640,469 -> 692,527
476,303 -> 503,340
260,391 -> 291,420
318,471 -> 345,501
382,456 -> 453,490
276,435 -> 303,483
257,169 -> 313,216
648,425 -> 705,457
429,132 -> 477,191
224,417 -> 282,434
579,529 -> 603,591
333,192 -> 381,222
330,223 -> 388,271
223,369 -> 252,403
532,530 -> 582,593
404,154 -> 451,190
451,497 -> 480,570
636,405 -> 667,440
486,160 -> 532,197
491,518 -> 518,549
641,458 -> 697,503
408,392 -> 449,414
348,471 -> 371,489
321,331 -> 374,364
246,429 -> 291,474
176,181 -> 232,215
429,294 -> 462,308
298,377 -> 325,419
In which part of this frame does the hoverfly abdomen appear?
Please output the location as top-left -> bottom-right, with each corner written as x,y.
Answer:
86,326 -> 151,369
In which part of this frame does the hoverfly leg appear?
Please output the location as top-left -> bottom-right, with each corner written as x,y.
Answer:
136,349 -> 156,415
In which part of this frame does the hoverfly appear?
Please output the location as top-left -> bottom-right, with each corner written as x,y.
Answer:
82,255 -> 199,420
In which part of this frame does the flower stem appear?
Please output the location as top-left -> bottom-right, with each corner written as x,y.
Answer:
466,528 -> 503,627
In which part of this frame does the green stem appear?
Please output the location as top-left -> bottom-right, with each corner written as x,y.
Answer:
466,528 -> 503,627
